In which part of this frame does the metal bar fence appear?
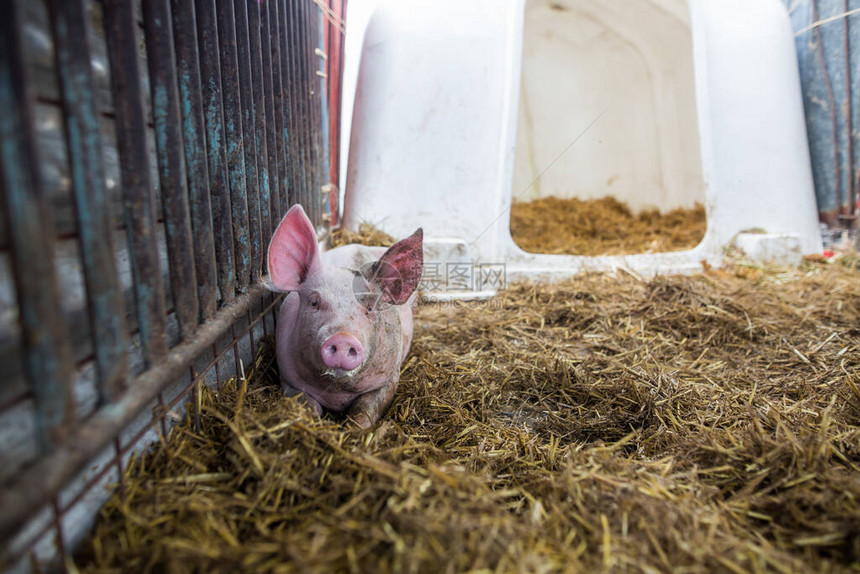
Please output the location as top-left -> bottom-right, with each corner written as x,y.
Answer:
0,0 -> 339,570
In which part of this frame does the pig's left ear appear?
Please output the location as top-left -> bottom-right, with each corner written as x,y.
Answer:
370,228 -> 423,305
266,204 -> 321,292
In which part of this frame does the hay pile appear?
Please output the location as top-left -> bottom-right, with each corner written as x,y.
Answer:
328,222 -> 396,248
75,256 -> 860,573
510,196 -> 707,255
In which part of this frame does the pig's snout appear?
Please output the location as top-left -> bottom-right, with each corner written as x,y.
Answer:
321,332 -> 364,371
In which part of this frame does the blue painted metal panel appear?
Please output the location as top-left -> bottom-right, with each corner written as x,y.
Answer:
784,0 -> 859,226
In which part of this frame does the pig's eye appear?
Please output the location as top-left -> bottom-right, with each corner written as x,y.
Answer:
308,293 -> 321,310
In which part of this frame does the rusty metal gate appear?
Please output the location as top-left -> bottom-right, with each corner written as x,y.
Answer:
0,0 -> 344,569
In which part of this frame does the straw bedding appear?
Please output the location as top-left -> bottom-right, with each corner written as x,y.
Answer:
510,196 -> 707,255
75,249 -> 860,572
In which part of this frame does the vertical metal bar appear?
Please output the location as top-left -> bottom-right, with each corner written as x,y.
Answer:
113,437 -> 125,502
47,0 -> 128,401
156,392 -> 168,439
304,0 -> 320,221
340,0 -> 348,171
283,0 -> 301,208
841,0 -> 855,222
51,499 -> 67,565
291,0 -> 308,211
196,0 -> 236,304
0,0 -> 75,450
260,0 -> 282,227
190,365 -> 200,431
311,1 -> 324,216
170,0 -> 218,320
233,0 -> 263,281
275,0 -> 292,214
142,0 -> 200,337
295,0 -> 311,216
303,0 -> 315,217
331,0 -> 347,224
213,343 -> 220,384
811,0 -> 843,225
327,0 -> 347,225
290,0 -> 311,213
231,323 -> 241,387
267,0 -> 289,221
317,2 -> 330,214
280,0 -> 297,208
214,0 -> 250,293
102,0 -> 169,366
316,4 -> 327,206
324,0 -> 334,211
247,0 -> 273,250
325,0 -> 336,193
301,0 -> 314,218
248,309 -> 256,355
277,0 -> 297,209
309,0 -> 323,221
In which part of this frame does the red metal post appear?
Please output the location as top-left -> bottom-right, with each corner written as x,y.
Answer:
325,0 -> 346,227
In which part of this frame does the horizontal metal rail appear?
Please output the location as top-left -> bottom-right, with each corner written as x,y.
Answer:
0,284 -> 274,544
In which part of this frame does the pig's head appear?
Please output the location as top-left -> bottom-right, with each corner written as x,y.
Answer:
267,205 -> 423,383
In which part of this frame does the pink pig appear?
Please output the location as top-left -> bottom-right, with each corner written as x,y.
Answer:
266,204 -> 423,428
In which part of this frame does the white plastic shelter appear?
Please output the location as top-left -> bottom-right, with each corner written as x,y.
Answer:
340,0 -> 822,293
513,1 -> 705,214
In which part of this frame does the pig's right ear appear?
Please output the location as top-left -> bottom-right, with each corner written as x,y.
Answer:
266,204 -> 320,292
